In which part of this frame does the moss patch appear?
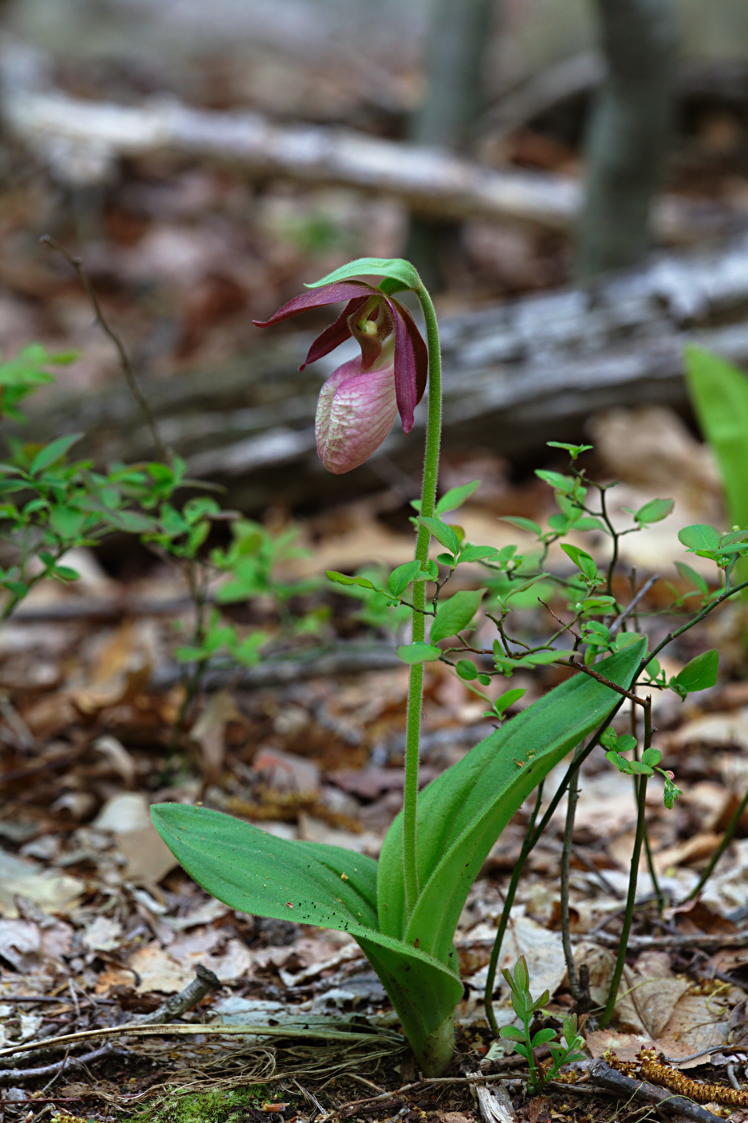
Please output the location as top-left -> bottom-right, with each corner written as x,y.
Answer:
122,1085 -> 269,1123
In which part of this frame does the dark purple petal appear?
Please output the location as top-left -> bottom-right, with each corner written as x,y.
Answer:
393,299 -> 428,403
386,297 -> 427,433
252,281 -> 374,327
300,297 -> 368,369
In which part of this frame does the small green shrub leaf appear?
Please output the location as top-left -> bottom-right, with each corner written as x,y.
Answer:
326,570 -> 378,590
418,517 -> 460,555
560,543 -> 598,581
430,590 -> 482,642
29,434 -> 83,475
458,544 -> 502,562
633,498 -> 675,524
671,649 -> 719,693
397,642 -> 443,664
386,560 -> 422,596
678,524 -> 721,552
435,481 -> 480,516
500,516 -> 543,536
674,561 -> 709,593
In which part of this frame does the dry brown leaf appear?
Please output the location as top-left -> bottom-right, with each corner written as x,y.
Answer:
585,1028 -> 651,1061
669,710 -> 748,752
657,991 -> 731,1065
654,832 -> 724,874
93,793 -> 177,884
190,689 -> 243,785
0,848 -> 84,919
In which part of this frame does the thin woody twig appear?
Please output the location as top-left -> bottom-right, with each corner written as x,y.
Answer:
587,1058 -> 728,1123
136,963 -> 220,1025
608,574 -> 659,636
40,235 -> 168,462
0,1045 -> 121,1087
576,929 -> 748,950
0,966 -> 221,1072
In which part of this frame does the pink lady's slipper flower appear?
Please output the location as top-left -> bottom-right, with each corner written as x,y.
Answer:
254,280 -> 427,474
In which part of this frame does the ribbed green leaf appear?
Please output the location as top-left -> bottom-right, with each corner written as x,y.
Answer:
151,804 -> 379,931
150,803 -> 461,1072
377,641 -> 645,959
685,347 -> 748,532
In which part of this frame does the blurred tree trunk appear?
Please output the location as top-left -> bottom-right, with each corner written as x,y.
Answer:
576,0 -> 678,279
406,0 -> 498,289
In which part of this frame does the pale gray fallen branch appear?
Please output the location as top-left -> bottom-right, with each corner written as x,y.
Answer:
23,230 -> 748,512
0,37 -> 730,241
135,963 -> 220,1025
0,966 -> 220,1083
0,1020 -> 405,1063
0,1044 -> 123,1087
577,930 -> 748,950
150,644 -> 403,692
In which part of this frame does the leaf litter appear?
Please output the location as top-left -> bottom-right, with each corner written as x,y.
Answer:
2,485 -> 748,1123
1,46 -> 748,1114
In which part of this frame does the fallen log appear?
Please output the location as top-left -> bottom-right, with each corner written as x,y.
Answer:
22,234 -> 748,509
0,38 -> 729,240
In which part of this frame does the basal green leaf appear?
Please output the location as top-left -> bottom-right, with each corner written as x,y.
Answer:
430,590 -> 482,643
377,641 -> 645,961
151,803 -> 379,932
151,803 -> 461,1073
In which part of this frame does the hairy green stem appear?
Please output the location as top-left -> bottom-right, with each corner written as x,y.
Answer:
402,281 -> 443,919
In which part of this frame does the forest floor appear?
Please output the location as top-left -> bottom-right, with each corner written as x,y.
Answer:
2,16 -> 748,1123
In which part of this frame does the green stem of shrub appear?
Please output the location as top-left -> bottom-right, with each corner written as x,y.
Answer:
484,697 -> 629,1033
560,757 -> 581,999
600,695 -> 653,1027
402,281 -> 443,919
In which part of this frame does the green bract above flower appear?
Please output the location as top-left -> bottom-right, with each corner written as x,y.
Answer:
253,279 -> 427,474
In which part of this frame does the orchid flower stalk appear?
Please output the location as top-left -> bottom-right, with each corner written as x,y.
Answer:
152,258 -> 645,1075
255,258 -> 443,916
